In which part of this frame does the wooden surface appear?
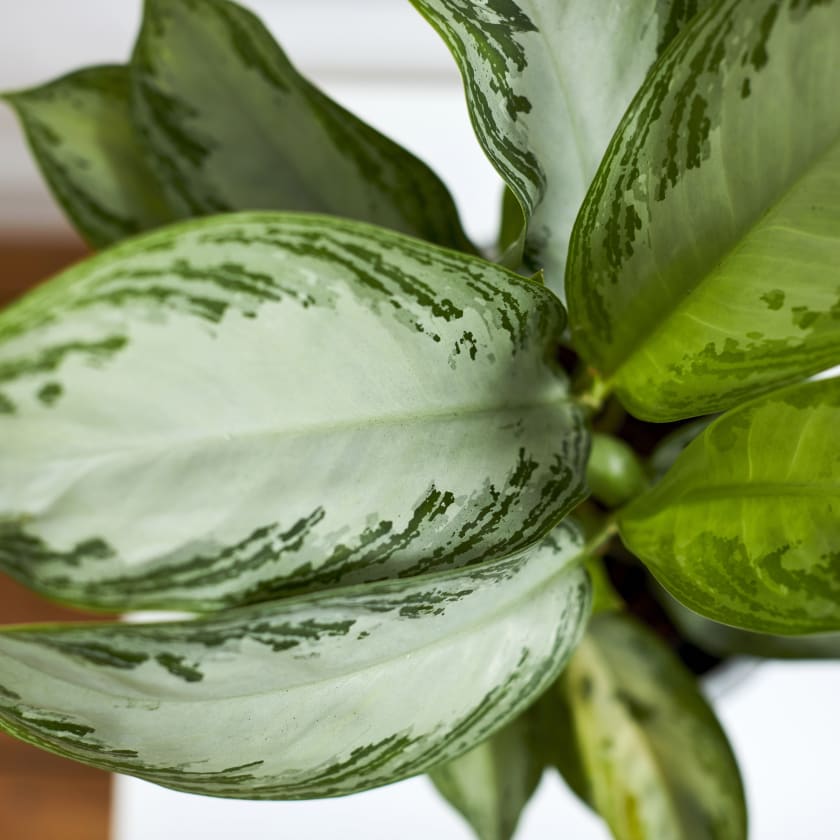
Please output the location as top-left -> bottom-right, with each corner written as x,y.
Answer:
0,239 -> 88,306
0,237 -> 113,840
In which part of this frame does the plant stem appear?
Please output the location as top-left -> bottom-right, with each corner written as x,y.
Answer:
573,368 -> 613,416
583,518 -> 619,557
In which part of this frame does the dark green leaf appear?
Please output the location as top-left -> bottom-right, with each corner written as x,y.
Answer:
131,0 -> 472,250
3,66 -> 175,248
431,711 -> 543,840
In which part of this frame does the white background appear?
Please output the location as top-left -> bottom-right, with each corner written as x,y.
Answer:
1,3 -> 838,838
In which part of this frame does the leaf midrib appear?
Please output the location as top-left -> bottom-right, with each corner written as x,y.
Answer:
7,393 -> 572,465
659,481 -> 839,504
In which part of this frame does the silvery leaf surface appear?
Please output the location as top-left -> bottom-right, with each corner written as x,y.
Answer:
0,526 -> 591,799
409,0 -> 708,292
0,213 -> 587,611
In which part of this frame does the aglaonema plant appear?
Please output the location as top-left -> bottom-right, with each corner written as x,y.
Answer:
1,0 -> 838,837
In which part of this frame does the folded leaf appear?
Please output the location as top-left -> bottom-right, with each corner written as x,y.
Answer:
3,66 -> 175,248
131,0 -> 472,251
409,0 -> 708,291
547,612 -> 746,840
568,0 -> 840,420
430,711 -> 543,840
0,525 -> 590,799
619,378 -> 840,633
0,213 -> 586,612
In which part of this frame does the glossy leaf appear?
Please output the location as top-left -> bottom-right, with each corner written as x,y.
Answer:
409,0 -> 708,292
431,711 -> 543,840
547,612 -> 746,840
619,378 -> 840,634
568,0 -> 840,420
0,212 -> 587,612
3,66 -> 175,248
0,525 -> 591,799
131,0 -> 471,250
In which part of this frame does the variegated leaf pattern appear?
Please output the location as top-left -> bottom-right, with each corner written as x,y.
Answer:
619,378 -> 840,634
547,612 -> 746,840
430,708 -> 543,840
0,526 -> 590,799
568,0 -> 840,421
0,213 -> 587,612
131,0 -> 472,251
3,66 -> 175,248
408,0 -> 709,291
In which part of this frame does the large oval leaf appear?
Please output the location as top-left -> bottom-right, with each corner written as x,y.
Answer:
0,213 -> 587,612
546,612 -> 746,840
3,66 -> 175,248
568,0 -> 840,420
409,0 -> 709,291
619,377 -> 840,633
430,711 -> 543,840
131,0 -> 472,251
0,526 -> 590,799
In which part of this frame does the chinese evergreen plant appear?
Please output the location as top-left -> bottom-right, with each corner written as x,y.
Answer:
1,0 -> 838,838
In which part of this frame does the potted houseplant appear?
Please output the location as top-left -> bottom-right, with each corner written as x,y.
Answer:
1,0 -> 838,838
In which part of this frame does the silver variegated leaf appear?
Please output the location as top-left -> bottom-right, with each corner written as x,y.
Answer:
0,525 -> 591,799
619,377 -> 840,634
131,0 -> 472,251
409,0 -> 709,291
3,66 -> 175,248
0,213 -> 587,611
568,0 -> 840,420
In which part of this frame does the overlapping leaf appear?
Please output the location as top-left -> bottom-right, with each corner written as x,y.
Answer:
620,378 -> 840,633
546,612 -> 746,840
0,213 -> 586,612
0,526 -> 591,799
130,0 -> 471,250
409,0 -> 708,291
3,66 -> 174,248
568,0 -> 840,420
431,703 -> 543,840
